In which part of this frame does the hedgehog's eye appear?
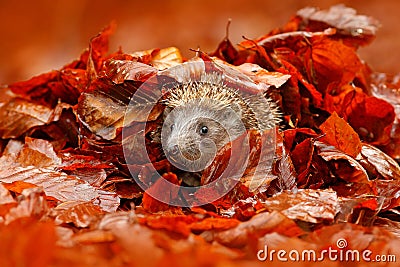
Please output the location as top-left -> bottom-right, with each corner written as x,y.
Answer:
169,124 -> 175,132
200,125 -> 208,135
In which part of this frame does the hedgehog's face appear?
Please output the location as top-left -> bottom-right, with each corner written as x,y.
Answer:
161,100 -> 245,173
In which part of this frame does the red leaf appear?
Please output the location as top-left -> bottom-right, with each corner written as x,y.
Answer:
60,68 -> 88,96
0,183 -> 16,205
283,128 -> 318,150
2,181 -> 37,195
310,35 -> 366,91
201,131 -> 255,186
374,180 -> 400,210
142,172 -> 180,213
275,147 -> 298,191
0,166 -> 98,203
85,22 -> 116,77
0,139 -> 119,209
198,129 -> 277,204
9,69 -> 82,106
279,59 -> 323,107
290,138 -> 314,183
131,47 -> 183,70
91,23 -> 115,57
325,85 -> 395,145
8,71 -> 58,99
114,181 -> 143,199
370,72 -> 400,159
17,137 -> 61,168
347,95 -> 395,145
211,37 -> 239,64
77,76 -> 162,140
77,84 -> 131,140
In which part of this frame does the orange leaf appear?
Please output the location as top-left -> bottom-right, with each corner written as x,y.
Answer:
2,181 -> 37,194
190,217 -> 240,232
142,191 -> 170,213
320,111 -> 362,157
0,219 -> 57,267
141,214 -> 197,237
53,201 -> 105,228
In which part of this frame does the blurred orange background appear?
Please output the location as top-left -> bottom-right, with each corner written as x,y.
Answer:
1,0 -> 399,85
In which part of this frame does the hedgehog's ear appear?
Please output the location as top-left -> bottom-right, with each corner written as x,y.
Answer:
222,102 -> 242,122
230,102 -> 242,117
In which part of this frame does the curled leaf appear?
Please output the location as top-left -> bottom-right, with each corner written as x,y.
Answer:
358,143 -> 400,180
297,4 -> 380,45
131,47 -> 183,70
316,141 -> 370,183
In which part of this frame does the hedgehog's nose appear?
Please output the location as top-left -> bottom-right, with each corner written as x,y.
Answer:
170,144 -> 179,156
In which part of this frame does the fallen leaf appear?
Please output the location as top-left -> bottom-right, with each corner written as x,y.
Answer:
52,201 -> 105,228
0,219 -> 57,267
213,211 -> 304,248
131,47 -> 183,70
316,141 -> 370,183
297,4 -> 380,46
262,189 -> 339,223
2,181 -> 38,195
103,60 -> 158,84
358,143 -> 400,180
310,35 -> 366,92
190,217 -> 240,232
319,111 -> 362,157
142,172 -> 180,212
5,187 -> 49,224
140,213 -> 198,238
347,94 -> 395,145
0,96 -> 70,139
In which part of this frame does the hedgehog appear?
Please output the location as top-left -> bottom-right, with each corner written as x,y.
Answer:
160,73 -> 281,185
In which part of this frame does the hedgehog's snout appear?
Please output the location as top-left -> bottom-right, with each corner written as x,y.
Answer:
167,137 -> 201,161
167,144 -> 200,160
169,144 -> 179,156
163,127 -> 216,172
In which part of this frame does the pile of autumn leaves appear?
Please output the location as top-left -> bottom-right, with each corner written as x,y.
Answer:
0,5 -> 400,267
